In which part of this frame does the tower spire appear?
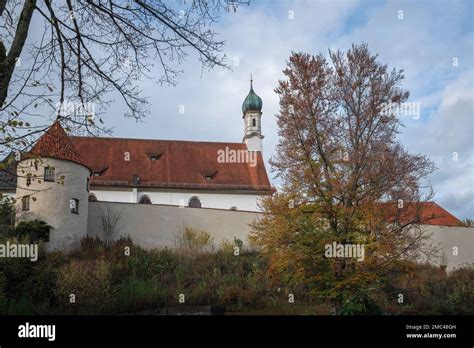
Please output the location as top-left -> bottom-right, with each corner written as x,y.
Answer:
242,74 -> 263,152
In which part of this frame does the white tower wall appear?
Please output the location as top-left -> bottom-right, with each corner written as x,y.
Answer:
243,110 -> 263,152
15,158 -> 90,251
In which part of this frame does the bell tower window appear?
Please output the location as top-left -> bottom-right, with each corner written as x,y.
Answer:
252,118 -> 256,127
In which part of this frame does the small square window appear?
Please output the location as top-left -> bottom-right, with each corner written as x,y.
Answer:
70,198 -> 79,214
44,167 -> 55,182
22,195 -> 30,211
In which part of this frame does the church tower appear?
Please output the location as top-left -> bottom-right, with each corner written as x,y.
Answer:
16,121 -> 91,251
242,76 -> 263,152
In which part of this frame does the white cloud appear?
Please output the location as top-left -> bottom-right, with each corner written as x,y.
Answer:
401,71 -> 474,219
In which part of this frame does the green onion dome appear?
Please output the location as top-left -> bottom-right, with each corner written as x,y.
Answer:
242,78 -> 263,113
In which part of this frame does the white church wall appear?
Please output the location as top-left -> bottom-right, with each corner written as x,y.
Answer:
87,201 -> 260,249
91,187 -> 135,203
419,225 -> 474,271
90,187 -> 263,211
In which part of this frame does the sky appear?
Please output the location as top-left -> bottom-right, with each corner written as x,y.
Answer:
20,0 -> 474,219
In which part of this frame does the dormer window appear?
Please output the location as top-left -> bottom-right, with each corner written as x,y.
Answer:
92,167 -> 108,177
203,171 -> 218,182
147,152 -> 163,161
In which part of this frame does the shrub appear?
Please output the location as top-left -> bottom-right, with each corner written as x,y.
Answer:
442,267 -> 474,314
0,197 -> 15,236
55,259 -> 116,314
382,263 -> 474,315
174,227 -> 214,256
220,240 -> 235,254
339,289 -> 384,315
0,239 -> 37,302
113,277 -> 172,313
11,220 -> 51,243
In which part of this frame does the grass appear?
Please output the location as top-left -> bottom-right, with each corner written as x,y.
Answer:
0,235 -> 473,315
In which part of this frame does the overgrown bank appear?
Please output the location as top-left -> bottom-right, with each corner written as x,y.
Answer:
0,232 -> 472,315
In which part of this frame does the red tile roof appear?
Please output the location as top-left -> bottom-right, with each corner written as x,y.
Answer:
384,202 -> 462,227
23,122 -> 89,169
69,136 -> 274,193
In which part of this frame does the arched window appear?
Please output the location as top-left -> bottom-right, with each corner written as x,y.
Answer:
139,195 -> 152,204
88,194 -> 98,202
188,196 -> 202,208
252,118 -> 256,127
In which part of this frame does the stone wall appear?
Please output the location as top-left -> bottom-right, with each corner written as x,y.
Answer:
87,201 -> 260,249
419,225 -> 474,271
87,201 -> 474,271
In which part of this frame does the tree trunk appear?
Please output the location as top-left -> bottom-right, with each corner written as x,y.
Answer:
0,0 -> 36,108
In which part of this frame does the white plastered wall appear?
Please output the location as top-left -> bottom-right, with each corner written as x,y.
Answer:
90,187 -> 264,212
15,158 -> 90,251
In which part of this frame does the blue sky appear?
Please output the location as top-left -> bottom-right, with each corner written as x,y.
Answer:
34,0 -> 474,219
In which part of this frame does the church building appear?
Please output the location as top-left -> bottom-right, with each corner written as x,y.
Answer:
1,80 -> 273,213
0,80 -> 274,250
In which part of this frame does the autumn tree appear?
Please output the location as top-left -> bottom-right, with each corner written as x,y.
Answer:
251,44 -> 436,314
